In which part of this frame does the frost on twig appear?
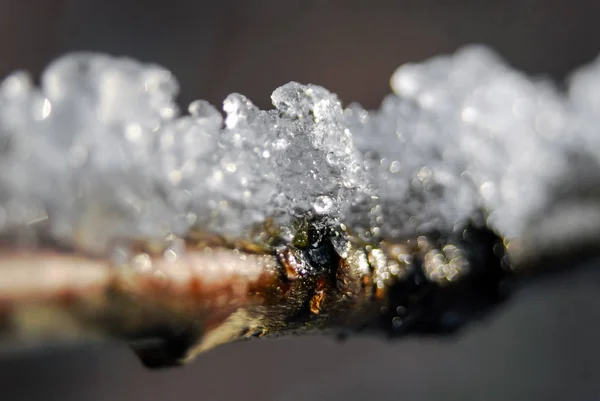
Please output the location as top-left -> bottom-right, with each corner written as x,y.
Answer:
0,45 -> 599,368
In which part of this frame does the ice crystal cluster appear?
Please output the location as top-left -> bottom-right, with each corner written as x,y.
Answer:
0,45 -> 599,255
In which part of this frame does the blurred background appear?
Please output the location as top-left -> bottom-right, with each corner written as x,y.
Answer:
1,1 -> 600,400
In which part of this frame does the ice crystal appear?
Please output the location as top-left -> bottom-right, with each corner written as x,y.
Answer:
1,45 -> 599,255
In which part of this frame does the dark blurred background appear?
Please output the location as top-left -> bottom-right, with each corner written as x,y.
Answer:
1,1 -> 600,400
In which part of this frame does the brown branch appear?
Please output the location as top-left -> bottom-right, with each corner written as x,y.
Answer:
0,221 -> 526,369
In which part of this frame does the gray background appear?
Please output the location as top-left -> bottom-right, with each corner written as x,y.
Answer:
1,1 -> 600,400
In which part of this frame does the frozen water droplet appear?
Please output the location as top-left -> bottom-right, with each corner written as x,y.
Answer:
142,66 -> 179,98
0,71 -> 32,98
271,82 -> 342,121
313,195 -> 333,215
223,93 -> 257,129
188,99 -> 208,116
188,99 -> 223,126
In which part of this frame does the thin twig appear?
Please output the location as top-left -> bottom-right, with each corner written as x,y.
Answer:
0,221 -> 538,369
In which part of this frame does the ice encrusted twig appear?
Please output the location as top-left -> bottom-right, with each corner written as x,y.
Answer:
0,45 -> 599,368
